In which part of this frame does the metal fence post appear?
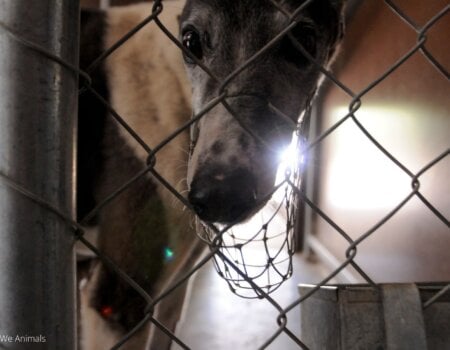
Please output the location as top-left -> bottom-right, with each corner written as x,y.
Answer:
0,1 -> 79,349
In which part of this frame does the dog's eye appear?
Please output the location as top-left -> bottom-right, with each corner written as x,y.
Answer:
182,29 -> 203,63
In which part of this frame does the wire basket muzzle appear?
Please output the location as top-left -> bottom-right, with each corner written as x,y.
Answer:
196,133 -> 304,298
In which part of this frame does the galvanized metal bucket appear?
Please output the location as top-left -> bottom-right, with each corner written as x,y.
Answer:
299,283 -> 450,350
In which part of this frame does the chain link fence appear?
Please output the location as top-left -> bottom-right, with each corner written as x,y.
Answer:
0,0 -> 449,349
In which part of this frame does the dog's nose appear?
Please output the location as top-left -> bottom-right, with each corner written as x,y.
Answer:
188,168 -> 257,224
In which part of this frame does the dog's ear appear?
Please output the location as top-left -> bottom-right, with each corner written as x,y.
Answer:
299,0 -> 346,61
331,0 -> 346,38
303,1 -> 345,38
332,0 -> 346,13
322,0 -> 346,61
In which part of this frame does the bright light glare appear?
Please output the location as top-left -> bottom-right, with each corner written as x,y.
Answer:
275,133 -> 302,185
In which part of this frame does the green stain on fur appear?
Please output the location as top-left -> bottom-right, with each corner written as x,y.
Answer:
132,196 -> 170,285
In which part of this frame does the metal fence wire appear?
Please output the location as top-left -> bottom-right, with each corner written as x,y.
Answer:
0,0 -> 449,349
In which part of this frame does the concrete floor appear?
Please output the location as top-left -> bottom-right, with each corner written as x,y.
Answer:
172,252 -> 331,350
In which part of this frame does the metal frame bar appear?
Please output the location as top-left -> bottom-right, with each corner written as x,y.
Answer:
0,1 -> 79,348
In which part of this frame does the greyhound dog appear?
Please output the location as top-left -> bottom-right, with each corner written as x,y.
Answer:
183,0 -> 344,224
78,1 -> 344,349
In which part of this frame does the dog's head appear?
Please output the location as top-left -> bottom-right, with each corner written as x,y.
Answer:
180,0 -> 344,224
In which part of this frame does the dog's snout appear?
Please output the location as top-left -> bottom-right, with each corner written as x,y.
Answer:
188,168 -> 257,224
